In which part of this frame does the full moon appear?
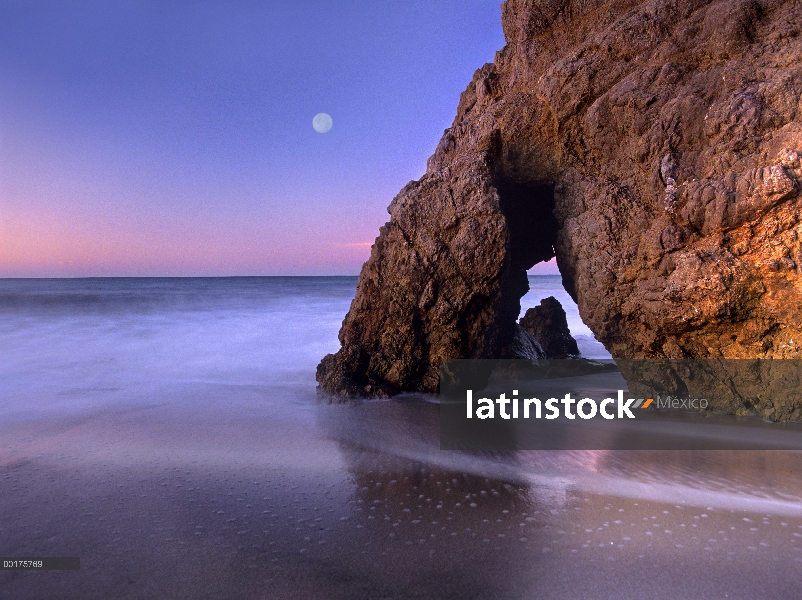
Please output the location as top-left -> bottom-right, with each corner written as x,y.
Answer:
313,113 -> 332,133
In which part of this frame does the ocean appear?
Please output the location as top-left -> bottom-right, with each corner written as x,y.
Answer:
0,275 -> 607,420
1,276 -> 801,599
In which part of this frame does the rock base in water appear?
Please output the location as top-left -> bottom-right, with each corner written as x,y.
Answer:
519,297 -> 580,358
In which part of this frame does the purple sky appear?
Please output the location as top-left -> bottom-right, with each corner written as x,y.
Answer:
0,0 -> 559,277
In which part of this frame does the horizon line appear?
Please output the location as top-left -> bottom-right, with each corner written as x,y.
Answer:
0,273 -> 565,280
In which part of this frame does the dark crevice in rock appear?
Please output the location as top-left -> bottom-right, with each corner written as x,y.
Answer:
496,179 -> 558,270
492,176 -> 560,356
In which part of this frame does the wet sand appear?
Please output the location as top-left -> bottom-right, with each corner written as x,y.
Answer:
2,382 -> 802,599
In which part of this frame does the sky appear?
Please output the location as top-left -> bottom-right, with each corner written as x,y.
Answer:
0,0 -> 559,277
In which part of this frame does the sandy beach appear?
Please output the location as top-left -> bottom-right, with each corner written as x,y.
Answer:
2,381 -> 802,599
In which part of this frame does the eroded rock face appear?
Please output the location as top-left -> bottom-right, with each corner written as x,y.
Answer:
519,297 -> 580,358
317,0 -> 802,412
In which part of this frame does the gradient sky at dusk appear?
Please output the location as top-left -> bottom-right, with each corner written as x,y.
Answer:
0,0 -> 559,276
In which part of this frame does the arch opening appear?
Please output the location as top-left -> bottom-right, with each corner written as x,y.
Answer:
493,177 -> 560,354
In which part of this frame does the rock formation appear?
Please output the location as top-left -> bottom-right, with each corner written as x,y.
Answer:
317,0 -> 802,418
519,297 -> 580,358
